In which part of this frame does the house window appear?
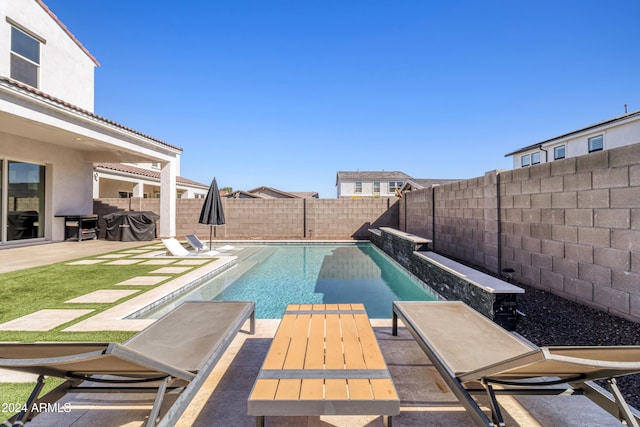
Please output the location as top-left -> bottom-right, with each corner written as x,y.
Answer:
521,154 -> 530,167
11,27 -> 40,88
531,152 -> 541,165
373,182 -> 380,194
6,161 -> 45,241
388,181 -> 402,193
354,182 -> 362,193
118,192 -> 133,198
588,134 -> 604,152
554,145 -> 566,160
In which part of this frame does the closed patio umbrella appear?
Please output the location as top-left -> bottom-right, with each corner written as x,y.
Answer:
198,177 -> 226,249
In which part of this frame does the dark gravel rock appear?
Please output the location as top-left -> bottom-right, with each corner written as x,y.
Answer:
514,283 -> 640,410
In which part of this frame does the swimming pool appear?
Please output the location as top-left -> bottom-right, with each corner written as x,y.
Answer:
139,243 -> 440,319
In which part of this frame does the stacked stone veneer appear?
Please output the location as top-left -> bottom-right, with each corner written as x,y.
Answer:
369,227 -> 521,329
399,143 -> 640,322
94,197 -> 399,241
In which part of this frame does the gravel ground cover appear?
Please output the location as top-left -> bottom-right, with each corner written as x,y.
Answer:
514,283 -> 640,410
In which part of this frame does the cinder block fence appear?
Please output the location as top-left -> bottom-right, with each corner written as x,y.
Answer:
94,142 -> 640,322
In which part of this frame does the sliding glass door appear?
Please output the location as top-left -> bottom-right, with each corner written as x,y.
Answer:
6,161 -> 45,241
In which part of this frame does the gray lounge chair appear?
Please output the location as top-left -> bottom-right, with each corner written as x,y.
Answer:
392,301 -> 640,427
162,237 -> 220,256
0,301 -> 255,427
185,234 -> 209,252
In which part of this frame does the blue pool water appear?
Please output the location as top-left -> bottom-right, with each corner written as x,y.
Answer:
140,243 -> 439,319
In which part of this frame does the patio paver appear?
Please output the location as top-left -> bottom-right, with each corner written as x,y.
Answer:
119,249 -> 155,254
149,266 -> 192,274
104,259 -> 143,265
65,290 -> 138,304
139,259 -> 176,265
0,309 -> 93,331
174,259 -> 210,266
97,253 -> 130,259
66,259 -> 105,265
115,276 -> 171,286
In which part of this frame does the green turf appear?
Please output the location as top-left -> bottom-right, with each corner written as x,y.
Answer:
0,244 -> 215,421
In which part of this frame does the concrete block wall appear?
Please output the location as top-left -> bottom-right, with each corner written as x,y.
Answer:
94,197 -> 399,242
401,143 -> 640,322
499,144 -> 640,320
400,171 -> 499,270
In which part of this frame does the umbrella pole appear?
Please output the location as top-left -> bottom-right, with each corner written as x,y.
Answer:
209,226 -> 213,251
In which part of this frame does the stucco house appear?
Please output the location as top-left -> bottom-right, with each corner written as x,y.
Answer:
336,171 -> 411,198
505,109 -> 640,169
0,0 -> 181,244
93,162 -> 209,199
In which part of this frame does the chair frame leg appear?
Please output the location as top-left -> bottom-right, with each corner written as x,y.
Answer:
607,378 -> 640,427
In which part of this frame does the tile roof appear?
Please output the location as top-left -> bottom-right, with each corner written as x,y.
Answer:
505,109 -> 640,156
0,76 -> 181,152
94,163 -> 207,188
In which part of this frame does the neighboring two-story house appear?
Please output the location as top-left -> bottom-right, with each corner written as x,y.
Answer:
0,0 -> 182,243
336,171 -> 412,198
505,109 -> 640,168
336,171 -> 459,198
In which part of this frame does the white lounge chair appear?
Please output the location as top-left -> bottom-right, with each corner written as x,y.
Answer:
162,237 -> 219,257
185,234 -> 241,252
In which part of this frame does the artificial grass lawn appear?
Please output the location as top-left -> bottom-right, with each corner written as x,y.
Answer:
0,248 -> 214,420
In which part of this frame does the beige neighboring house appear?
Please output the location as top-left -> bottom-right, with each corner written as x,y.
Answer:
227,186 -> 319,199
336,171 -> 459,198
336,171 -> 412,198
0,0 -> 182,244
505,109 -> 640,169
94,162 -> 209,199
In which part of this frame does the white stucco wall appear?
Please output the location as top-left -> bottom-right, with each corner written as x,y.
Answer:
338,180 -> 397,197
0,1 -> 96,111
2,132 -> 93,241
512,117 -> 640,169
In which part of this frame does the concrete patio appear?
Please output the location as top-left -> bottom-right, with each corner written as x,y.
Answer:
0,240 -> 630,426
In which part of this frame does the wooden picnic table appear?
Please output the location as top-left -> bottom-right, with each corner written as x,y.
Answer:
248,303 -> 400,427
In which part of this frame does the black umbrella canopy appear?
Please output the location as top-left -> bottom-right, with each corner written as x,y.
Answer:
199,178 -> 225,247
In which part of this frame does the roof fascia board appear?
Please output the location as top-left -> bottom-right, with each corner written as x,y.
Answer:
506,110 -> 640,157
0,78 -> 181,158
35,0 -> 100,66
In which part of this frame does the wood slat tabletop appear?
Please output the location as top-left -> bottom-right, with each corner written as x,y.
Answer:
248,303 -> 400,421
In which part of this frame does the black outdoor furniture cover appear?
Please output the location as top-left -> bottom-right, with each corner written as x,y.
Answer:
103,211 -> 160,241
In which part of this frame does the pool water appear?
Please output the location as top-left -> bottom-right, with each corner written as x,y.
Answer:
141,243 -> 439,319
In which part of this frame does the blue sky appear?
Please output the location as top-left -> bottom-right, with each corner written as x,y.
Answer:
44,0 -> 640,197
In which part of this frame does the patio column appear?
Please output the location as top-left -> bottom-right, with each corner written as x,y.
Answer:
132,180 -> 144,198
159,159 -> 177,238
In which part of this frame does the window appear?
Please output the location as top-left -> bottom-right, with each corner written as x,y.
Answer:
521,154 -> 530,167
11,27 -> 40,88
373,181 -> 380,194
554,145 -> 566,160
355,182 -> 362,193
531,152 -> 541,165
588,134 -> 604,152
6,161 -> 45,241
388,181 -> 402,193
